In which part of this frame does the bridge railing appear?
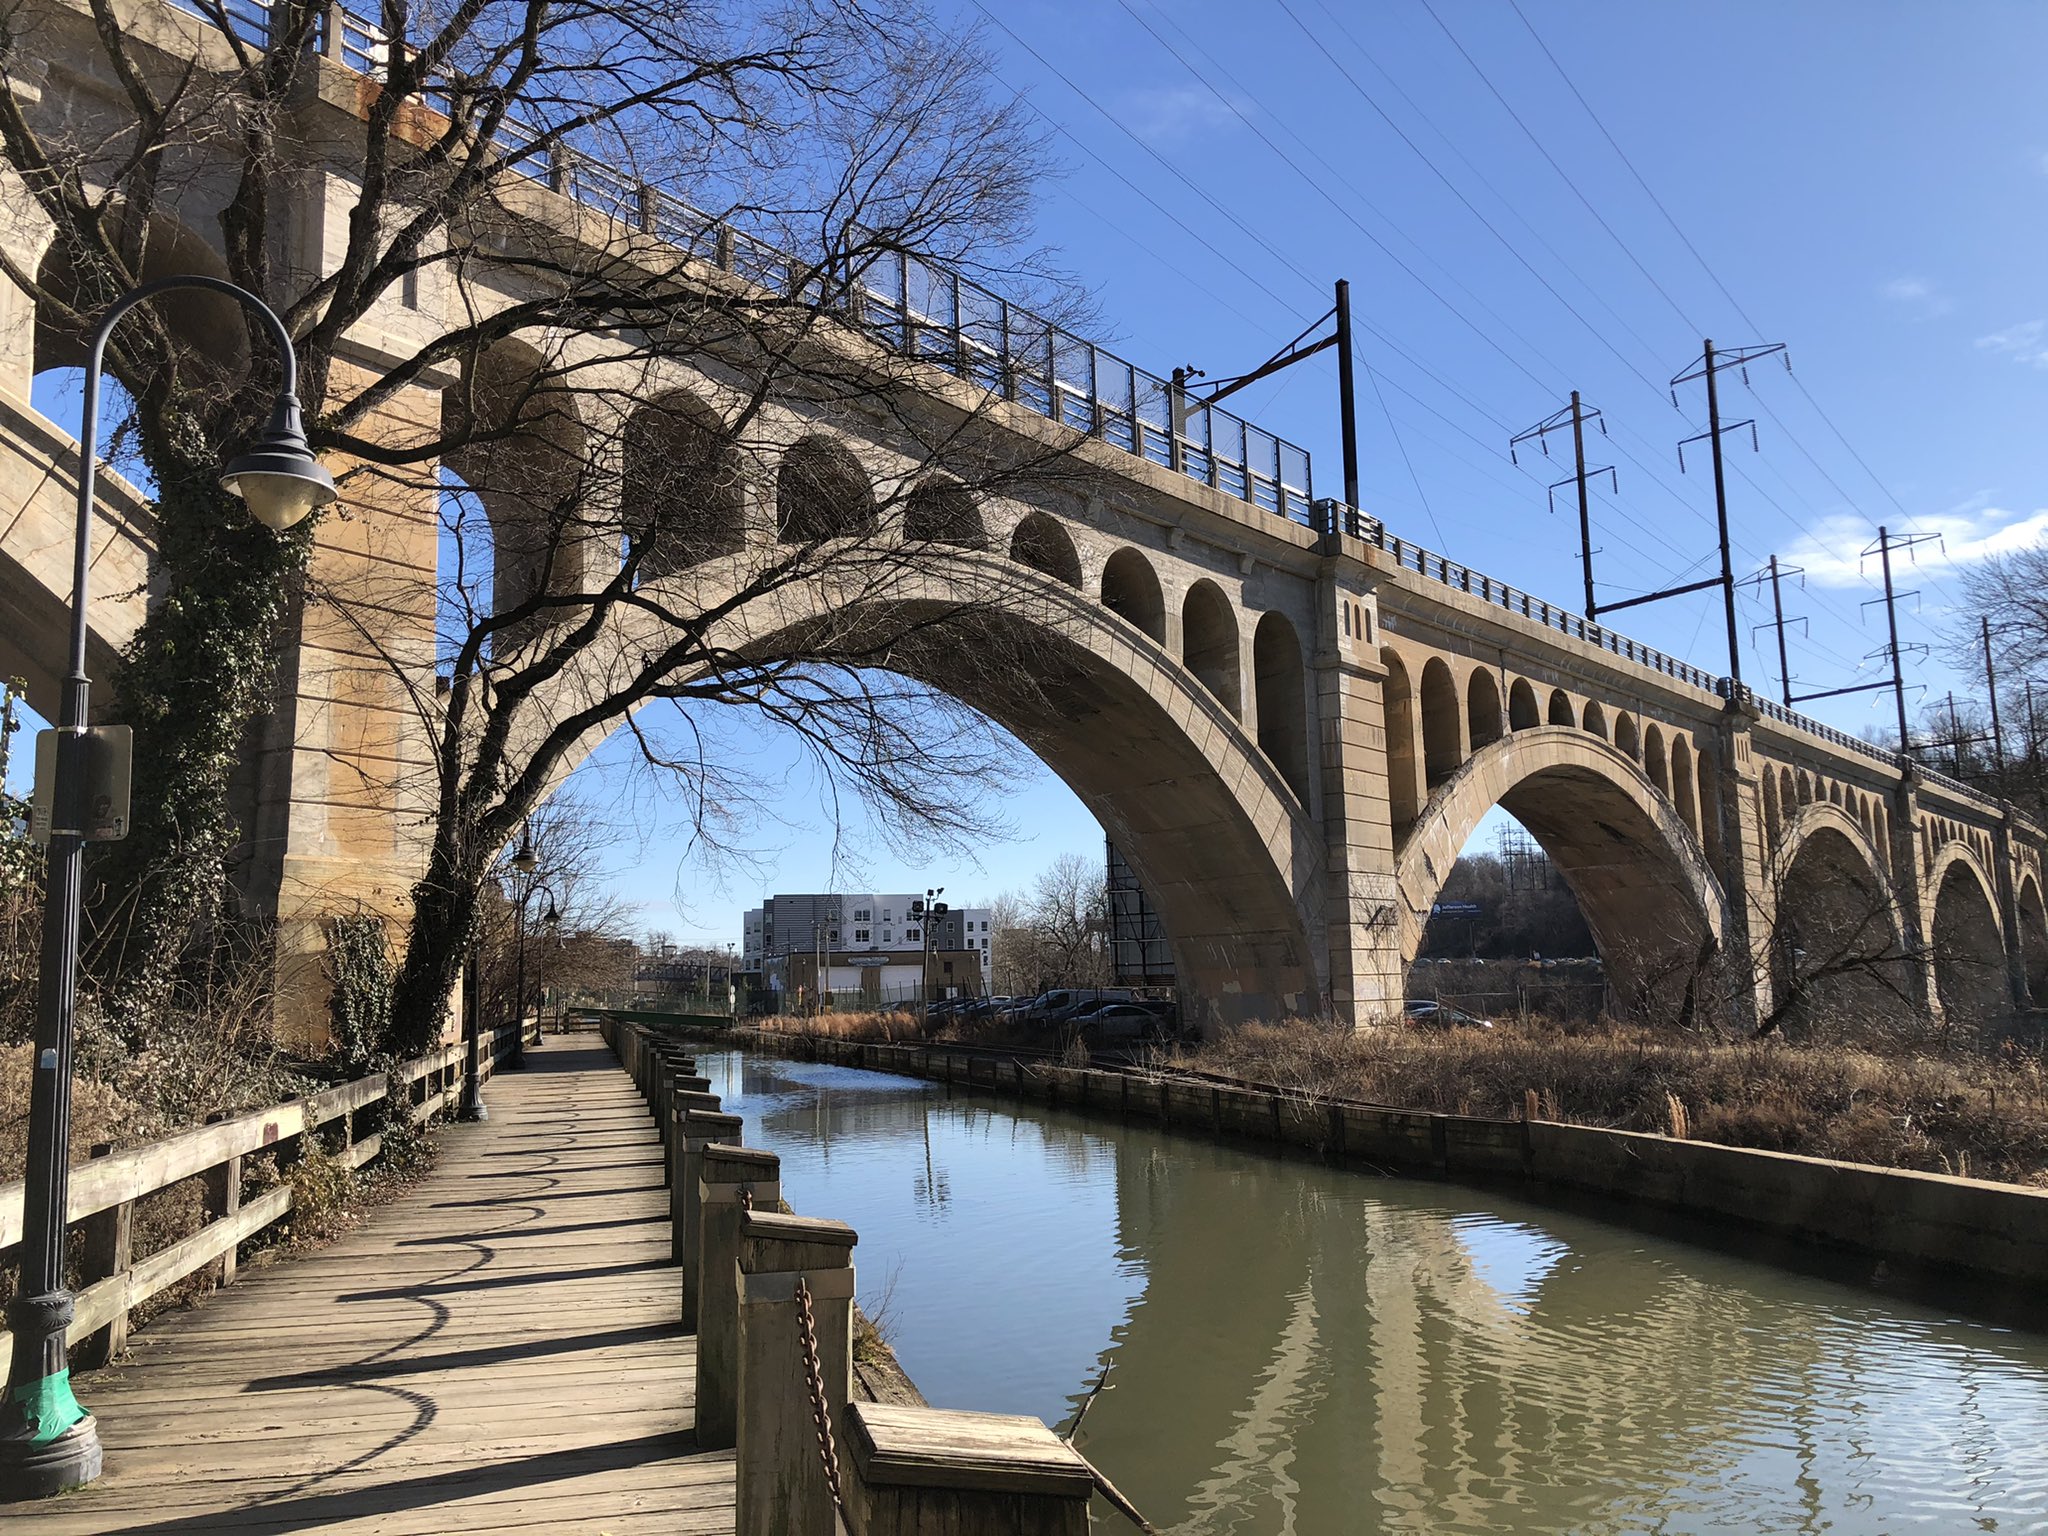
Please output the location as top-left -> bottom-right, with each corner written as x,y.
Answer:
162,0 -> 1317,529
0,1020 -> 524,1369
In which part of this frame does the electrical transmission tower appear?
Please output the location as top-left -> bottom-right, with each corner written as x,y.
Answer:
1510,391 -> 1613,618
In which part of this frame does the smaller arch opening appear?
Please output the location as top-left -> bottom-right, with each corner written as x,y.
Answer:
777,436 -> 877,542
1182,579 -> 1242,718
903,480 -> 987,548
1581,699 -> 1608,740
1467,668 -> 1504,751
1101,547 -> 1167,643
1644,724 -> 1668,796
1614,712 -> 1638,759
1508,678 -> 1541,731
1421,657 -> 1461,785
1253,611 -> 1311,804
1010,512 -> 1083,588
1547,689 -> 1575,727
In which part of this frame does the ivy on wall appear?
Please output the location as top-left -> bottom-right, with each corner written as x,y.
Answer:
324,911 -> 393,1074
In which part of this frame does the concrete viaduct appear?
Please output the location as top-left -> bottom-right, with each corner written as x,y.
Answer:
0,0 -> 2041,1044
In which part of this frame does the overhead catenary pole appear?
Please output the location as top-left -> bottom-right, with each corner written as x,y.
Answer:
1334,278 -> 1360,511
1569,391 -> 1595,618
1878,526 -> 1910,752
1983,615 -> 2006,778
1767,555 -> 1792,706
1509,393 -> 1612,615
1702,340 -> 1742,687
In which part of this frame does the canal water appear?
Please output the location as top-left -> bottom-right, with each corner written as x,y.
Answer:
698,1047 -> 2048,1534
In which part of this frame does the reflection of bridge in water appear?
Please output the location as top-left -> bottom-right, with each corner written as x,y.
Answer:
716,1049 -> 2048,1535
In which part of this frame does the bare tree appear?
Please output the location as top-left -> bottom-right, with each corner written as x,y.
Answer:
0,0 -> 1102,1049
992,853 -> 1110,996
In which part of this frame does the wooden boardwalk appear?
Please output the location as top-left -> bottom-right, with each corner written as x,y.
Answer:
2,1039 -> 734,1534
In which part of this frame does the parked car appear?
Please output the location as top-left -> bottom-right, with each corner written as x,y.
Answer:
1023,988 -> 1138,1029
1402,999 -> 1493,1030
1069,1002 -> 1171,1039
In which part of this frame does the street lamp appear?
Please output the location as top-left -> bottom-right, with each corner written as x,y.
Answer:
504,822 -> 539,1068
0,275 -> 334,1499
915,887 -> 946,1006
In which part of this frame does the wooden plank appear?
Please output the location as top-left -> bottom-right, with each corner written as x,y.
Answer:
0,1039 -> 733,1536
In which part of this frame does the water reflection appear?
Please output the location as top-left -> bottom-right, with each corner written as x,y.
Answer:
700,1049 -> 2048,1534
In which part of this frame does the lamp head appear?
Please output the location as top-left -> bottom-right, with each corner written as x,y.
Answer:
543,901 -> 560,927
511,827 -> 538,874
221,392 -> 336,530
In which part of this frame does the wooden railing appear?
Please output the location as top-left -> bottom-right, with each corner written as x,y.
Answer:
0,1022 -> 524,1365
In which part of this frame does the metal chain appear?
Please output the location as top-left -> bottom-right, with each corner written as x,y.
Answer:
794,1274 -> 848,1520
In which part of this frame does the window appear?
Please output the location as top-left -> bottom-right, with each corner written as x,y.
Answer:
882,930 -> 892,943
906,927 -> 920,941
854,908 -> 871,921
855,927 -> 871,942
829,928 -> 839,940
980,921 -> 989,932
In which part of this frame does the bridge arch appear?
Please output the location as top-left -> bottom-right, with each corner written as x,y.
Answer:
1100,546 -> 1166,643
1546,687 -> 1574,727
1182,579 -> 1241,718
1467,667 -> 1503,750
777,435 -> 877,542
1009,511 -> 1082,588
1382,648 -> 1423,832
1643,724 -> 1668,796
1581,699 -> 1607,740
1928,846 -> 2008,1033
2018,875 -> 2048,1004
620,389 -> 746,576
902,478 -> 986,548
443,335 -> 594,622
1767,804 -> 1912,1036
1252,611 -> 1310,805
550,558 -> 1323,1030
1508,677 -> 1540,731
1420,658 -> 1460,784
1614,711 -> 1638,759
1396,727 -> 1731,1021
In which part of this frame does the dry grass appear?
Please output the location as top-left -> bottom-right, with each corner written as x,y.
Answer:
1180,1021 -> 2048,1187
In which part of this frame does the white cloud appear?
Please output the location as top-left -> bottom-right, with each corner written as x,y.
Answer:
1781,503 -> 2048,588
1117,85 -> 1241,147
1881,276 -> 1952,317
1976,319 -> 2048,368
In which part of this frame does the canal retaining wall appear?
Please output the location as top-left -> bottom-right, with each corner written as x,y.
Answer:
661,1024 -> 2048,1298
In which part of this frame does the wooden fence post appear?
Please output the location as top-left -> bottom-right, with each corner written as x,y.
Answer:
201,1112 -> 244,1288
679,1110 -> 743,1313
695,1145 -> 781,1448
736,1210 -> 857,1536
846,1402 -> 1094,1535
74,1144 -> 132,1368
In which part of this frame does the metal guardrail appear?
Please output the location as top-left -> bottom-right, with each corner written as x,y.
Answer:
159,0 -> 2020,827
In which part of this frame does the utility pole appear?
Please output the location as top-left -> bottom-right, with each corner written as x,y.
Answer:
1670,339 -> 1788,688
1334,279 -> 1359,511
1983,615 -> 2007,778
1509,392 -> 1612,617
1740,555 -> 1807,706
1858,525 -> 1939,757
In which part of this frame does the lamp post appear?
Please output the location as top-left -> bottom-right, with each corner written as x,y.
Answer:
916,887 -> 945,1006
0,275 -> 334,1499
506,823 -> 538,1068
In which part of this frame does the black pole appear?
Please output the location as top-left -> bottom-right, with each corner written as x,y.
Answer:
510,887 -> 528,1069
1767,555 -> 1793,707
1334,278 -> 1360,511
1984,615 -> 2006,780
1569,390 -> 1596,618
3,275 -> 322,1499
458,942 -> 486,1121
1948,691 -> 1963,775
1879,526 -> 1910,754
1702,340 -> 1742,687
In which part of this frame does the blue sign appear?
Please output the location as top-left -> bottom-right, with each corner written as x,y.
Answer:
1431,901 -> 1483,919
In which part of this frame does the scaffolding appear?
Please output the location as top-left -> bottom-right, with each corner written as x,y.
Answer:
1106,840 -> 1175,989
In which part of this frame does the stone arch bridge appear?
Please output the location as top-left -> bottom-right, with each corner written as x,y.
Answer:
0,0 -> 2040,1043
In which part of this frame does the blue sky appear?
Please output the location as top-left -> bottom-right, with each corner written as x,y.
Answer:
19,3 -> 2048,952
606,0 -> 2048,949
